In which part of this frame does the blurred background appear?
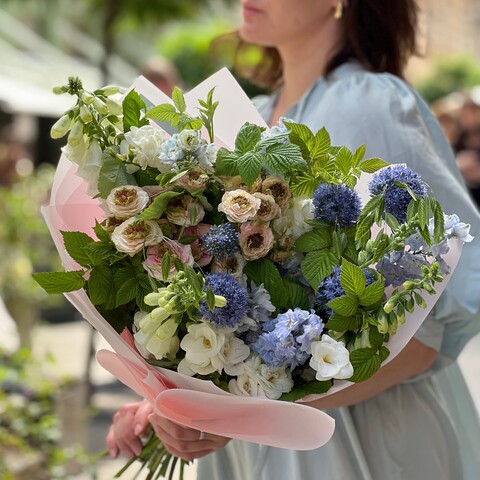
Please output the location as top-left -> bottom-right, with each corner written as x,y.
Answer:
0,0 -> 479,478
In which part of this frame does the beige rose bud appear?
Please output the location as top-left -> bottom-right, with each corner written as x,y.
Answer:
262,176 -> 291,209
252,192 -> 281,222
106,186 -> 149,219
111,218 -> 163,256
218,189 -> 261,223
239,222 -> 275,261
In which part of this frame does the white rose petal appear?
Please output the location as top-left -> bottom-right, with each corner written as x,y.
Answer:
309,335 -> 353,381
111,217 -> 163,256
106,186 -> 150,219
125,125 -> 166,170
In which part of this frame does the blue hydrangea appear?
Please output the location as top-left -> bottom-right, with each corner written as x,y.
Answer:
201,223 -> 239,258
316,267 -> 376,317
312,183 -> 361,227
199,273 -> 248,328
368,165 -> 426,223
252,308 -> 324,370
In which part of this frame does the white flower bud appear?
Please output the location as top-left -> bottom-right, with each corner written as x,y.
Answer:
79,105 -> 93,123
67,120 -> 84,147
50,113 -> 73,139
81,92 -> 95,105
99,85 -> 120,96
93,97 -> 108,114
106,97 -> 123,115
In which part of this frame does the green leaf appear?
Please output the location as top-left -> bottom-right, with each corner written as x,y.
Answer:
327,295 -> 358,317
98,159 -> 136,199
301,250 -> 338,289
244,259 -> 288,310
279,380 -> 332,402
326,314 -> 361,331
282,277 -> 310,310
430,197 -> 445,243
94,221 -> 111,242
162,251 -> 172,282
171,87 -> 186,113
359,280 -> 385,307
88,265 -> 114,305
340,259 -> 366,296
378,345 -> 390,362
146,104 -> 178,124
359,157 -> 390,173
33,271 -> 85,294
312,127 -> 331,158
348,348 -> 382,382
355,195 -> 384,244
352,144 -> 367,167
139,191 -> 182,220
282,121 -> 313,158
263,143 -> 306,174
417,198 -> 430,227
122,89 -> 146,132
115,277 -> 138,307
238,152 -> 262,187
335,146 -> 353,175
294,229 -> 331,253
185,265 -> 203,300
206,286 -> 216,312
215,148 -> 240,177
62,231 -> 95,268
235,123 -> 264,154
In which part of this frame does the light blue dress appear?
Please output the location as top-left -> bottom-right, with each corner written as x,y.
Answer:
198,62 -> 480,480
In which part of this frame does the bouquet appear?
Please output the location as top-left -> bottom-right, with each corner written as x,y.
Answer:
34,69 -> 472,479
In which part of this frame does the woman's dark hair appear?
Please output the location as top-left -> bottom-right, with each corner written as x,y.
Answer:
224,0 -> 420,89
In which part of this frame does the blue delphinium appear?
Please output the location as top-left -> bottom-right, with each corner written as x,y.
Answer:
368,165 -> 426,223
252,308 -> 324,370
316,267 -> 376,317
312,183 -> 361,228
199,273 -> 248,328
201,223 -> 239,258
377,252 -> 428,288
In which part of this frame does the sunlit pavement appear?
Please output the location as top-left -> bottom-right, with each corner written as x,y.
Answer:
30,320 -> 480,480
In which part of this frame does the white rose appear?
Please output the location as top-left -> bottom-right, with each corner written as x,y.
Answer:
125,125 -> 165,170
106,186 -> 149,219
178,323 -> 226,376
228,355 -> 294,399
111,217 -> 163,256
177,129 -> 203,153
273,196 -> 313,242
133,311 -> 179,360
220,335 -> 251,376
218,189 -> 261,223
198,143 -> 217,171
309,335 -> 353,381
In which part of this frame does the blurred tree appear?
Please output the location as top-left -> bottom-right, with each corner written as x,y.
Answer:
416,55 -> 480,104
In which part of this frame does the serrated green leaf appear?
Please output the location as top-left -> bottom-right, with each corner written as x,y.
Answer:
206,286 -> 216,312
355,195 -> 384,244
368,327 -> 385,350
146,104 -> 179,124
33,270 -> 85,294
282,122 -> 312,159
378,345 -> 390,362
162,251 -> 172,282
61,231 -> 95,268
290,175 -> 320,197
185,265 -> 203,300
122,89 -> 145,132
301,250 -> 338,289
327,295 -> 358,317
94,221 -> 111,242
282,277 -> 310,310
359,157 -> 390,173
139,191 -> 182,220
279,380 -> 332,402
215,148 -> 240,177
340,259 -> 366,296
352,145 -> 367,167
238,152 -> 262,187
359,280 -> 385,307
244,259 -> 288,310
294,229 -> 331,253
235,123 -> 264,154
115,277 -> 138,307
312,127 -> 331,158
326,314 -> 361,331
348,348 -> 382,382
417,198 -> 429,227
335,146 -> 353,175
98,159 -> 136,199
171,87 -> 186,113
88,265 -> 114,305
263,143 -> 306,174
430,197 -> 445,243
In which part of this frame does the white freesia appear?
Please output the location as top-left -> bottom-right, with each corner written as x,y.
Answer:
228,355 -> 294,400
178,323 -> 250,376
111,217 -> 163,256
125,125 -> 166,170
309,335 -> 353,381
106,186 -> 149,219
133,311 -> 179,360
273,195 -> 313,242
218,189 -> 261,223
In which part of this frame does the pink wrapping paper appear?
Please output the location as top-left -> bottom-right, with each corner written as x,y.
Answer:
42,68 -> 463,449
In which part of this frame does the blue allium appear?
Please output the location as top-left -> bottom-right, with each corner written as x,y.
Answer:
312,183 -> 361,227
201,223 -> 239,259
368,165 -> 426,223
316,267 -> 375,317
252,308 -> 324,369
199,273 -> 248,328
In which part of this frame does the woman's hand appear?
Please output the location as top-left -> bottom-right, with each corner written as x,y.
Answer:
106,400 -> 153,459
148,414 -> 231,461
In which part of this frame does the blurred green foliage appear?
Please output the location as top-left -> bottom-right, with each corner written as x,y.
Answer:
416,55 -> 480,104
0,348 -> 92,479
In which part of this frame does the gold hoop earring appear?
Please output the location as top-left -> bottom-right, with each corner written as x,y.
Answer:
334,1 -> 343,20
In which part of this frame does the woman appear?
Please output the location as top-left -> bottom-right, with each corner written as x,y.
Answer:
108,1 -> 480,478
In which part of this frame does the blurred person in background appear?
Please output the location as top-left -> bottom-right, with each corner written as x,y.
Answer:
107,1 -> 480,479
140,56 -> 181,97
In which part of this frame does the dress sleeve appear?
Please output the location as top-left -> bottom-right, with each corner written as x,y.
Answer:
315,71 -> 480,361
